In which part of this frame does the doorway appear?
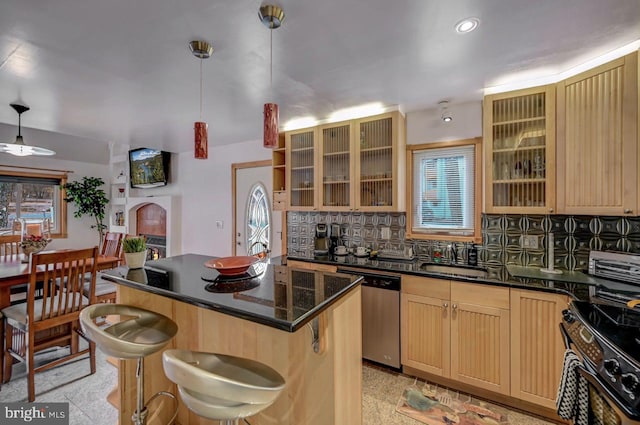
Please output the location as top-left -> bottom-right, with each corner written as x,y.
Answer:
232,160 -> 283,257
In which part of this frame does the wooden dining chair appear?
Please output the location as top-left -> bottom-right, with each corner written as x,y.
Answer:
1,246 -> 99,401
82,232 -> 124,305
0,234 -> 21,258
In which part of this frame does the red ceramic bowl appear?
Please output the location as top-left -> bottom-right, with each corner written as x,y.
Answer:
204,256 -> 259,276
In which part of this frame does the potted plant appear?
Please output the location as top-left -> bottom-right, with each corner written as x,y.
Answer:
123,237 -> 147,269
63,177 -> 109,247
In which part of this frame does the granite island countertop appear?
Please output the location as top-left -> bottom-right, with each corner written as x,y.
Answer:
100,253 -> 362,332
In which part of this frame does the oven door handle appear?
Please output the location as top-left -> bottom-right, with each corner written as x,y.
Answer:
577,365 -> 640,421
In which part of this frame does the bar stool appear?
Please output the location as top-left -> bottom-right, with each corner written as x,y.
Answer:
80,304 -> 178,425
162,349 -> 285,425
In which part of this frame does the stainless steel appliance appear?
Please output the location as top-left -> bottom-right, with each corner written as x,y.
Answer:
560,250 -> 640,424
314,224 -> 330,256
338,267 -> 400,369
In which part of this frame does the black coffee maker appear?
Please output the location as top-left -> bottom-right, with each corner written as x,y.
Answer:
329,223 -> 342,254
314,223 -> 330,256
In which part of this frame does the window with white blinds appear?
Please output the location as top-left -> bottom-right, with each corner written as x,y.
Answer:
412,144 -> 475,235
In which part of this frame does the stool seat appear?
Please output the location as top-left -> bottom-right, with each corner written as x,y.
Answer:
80,304 -> 177,359
162,349 -> 285,421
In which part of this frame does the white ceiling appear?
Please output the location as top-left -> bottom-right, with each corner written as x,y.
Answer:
1,0 -> 639,164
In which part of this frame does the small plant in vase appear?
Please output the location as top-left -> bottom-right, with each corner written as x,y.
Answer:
123,237 -> 147,269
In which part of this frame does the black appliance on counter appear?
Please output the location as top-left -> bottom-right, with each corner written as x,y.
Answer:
314,223 -> 330,256
560,250 -> 640,424
329,223 -> 342,255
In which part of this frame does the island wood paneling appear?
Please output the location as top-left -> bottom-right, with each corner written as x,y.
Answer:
510,289 -> 569,409
116,284 -> 362,425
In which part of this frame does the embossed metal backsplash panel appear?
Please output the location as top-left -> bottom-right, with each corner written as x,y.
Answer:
287,212 -> 640,279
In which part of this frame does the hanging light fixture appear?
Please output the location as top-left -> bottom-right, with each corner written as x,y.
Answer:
259,4 -> 285,149
189,40 -> 213,159
0,104 -> 55,157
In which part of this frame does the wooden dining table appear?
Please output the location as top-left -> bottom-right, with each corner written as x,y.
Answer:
0,253 -> 120,310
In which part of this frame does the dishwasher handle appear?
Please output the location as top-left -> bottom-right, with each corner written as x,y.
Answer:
337,268 -> 401,291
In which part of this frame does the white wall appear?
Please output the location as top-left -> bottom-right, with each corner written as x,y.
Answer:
177,140 -> 272,257
0,155 -> 109,250
406,101 -> 482,144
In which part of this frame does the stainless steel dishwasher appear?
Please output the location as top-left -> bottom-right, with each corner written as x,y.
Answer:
337,267 -> 401,369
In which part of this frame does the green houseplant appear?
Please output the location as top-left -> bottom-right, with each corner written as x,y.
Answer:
123,237 -> 147,269
63,177 -> 109,246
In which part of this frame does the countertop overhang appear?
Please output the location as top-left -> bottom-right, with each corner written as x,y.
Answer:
101,253 -> 363,332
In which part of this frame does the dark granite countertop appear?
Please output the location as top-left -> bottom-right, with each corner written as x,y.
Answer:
283,254 -> 640,301
100,254 -> 363,332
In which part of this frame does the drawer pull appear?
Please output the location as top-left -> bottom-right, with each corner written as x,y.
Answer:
442,303 -> 448,309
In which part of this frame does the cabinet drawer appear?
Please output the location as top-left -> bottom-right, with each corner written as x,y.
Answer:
273,200 -> 286,211
273,191 -> 287,202
451,281 -> 509,309
402,275 -> 450,299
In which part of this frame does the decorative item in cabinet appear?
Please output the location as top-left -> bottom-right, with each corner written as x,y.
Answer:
319,121 -> 353,210
286,127 -> 317,210
483,85 -> 555,214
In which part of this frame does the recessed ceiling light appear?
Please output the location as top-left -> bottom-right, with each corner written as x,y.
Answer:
455,17 -> 479,34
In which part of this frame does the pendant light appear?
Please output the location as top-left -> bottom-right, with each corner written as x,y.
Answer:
0,104 -> 55,157
259,4 -> 285,149
189,40 -> 213,159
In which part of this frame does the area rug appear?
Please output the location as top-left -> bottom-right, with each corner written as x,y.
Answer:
396,381 -> 510,425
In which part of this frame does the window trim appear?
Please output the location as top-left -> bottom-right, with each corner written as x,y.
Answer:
406,137 -> 482,242
0,169 -> 68,239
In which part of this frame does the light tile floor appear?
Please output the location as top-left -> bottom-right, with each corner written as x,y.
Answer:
0,348 -> 557,425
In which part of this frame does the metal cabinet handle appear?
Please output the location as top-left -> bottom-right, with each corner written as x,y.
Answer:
442,303 -> 448,309
624,209 -> 632,214
549,208 -> 554,213
452,304 -> 458,311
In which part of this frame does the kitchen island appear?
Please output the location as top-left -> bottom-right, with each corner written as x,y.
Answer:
101,254 -> 363,425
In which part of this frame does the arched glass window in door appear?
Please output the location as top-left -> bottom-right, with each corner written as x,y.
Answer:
245,183 -> 271,255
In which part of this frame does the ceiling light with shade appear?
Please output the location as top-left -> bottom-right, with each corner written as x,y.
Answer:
0,104 -> 55,157
259,4 -> 285,149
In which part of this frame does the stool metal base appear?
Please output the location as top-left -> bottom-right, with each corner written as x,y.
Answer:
132,357 -> 178,425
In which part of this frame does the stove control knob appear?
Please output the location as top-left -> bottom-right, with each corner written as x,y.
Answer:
562,309 -> 574,323
621,373 -> 640,394
603,359 -> 621,376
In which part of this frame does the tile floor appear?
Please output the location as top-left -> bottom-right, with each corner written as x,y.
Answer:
0,348 -> 557,425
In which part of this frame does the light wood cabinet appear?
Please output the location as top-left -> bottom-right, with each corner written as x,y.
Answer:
483,85 -> 556,214
557,52 -> 638,215
288,111 -> 405,212
510,289 -> 569,409
286,127 -> 318,210
401,276 -> 451,377
401,277 -> 510,395
271,134 -> 287,211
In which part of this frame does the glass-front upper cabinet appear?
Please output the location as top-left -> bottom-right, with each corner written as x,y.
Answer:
317,111 -> 406,212
483,85 -> 556,214
319,121 -> 353,211
286,127 -> 318,210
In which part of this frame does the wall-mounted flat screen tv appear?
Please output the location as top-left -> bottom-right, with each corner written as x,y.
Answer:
129,148 -> 170,189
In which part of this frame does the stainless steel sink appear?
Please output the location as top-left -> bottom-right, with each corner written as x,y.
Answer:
419,263 -> 488,279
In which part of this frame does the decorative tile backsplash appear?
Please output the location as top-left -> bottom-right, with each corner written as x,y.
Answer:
287,211 -> 640,280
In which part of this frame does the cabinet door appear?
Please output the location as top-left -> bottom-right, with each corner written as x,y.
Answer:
401,293 -> 450,377
319,121 -> 354,211
286,128 -> 318,210
450,301 -> 510,395
484,85 -> 556,214
557,52 -> 638,215
355,112 -> 406,212
510,289 -> 568,409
